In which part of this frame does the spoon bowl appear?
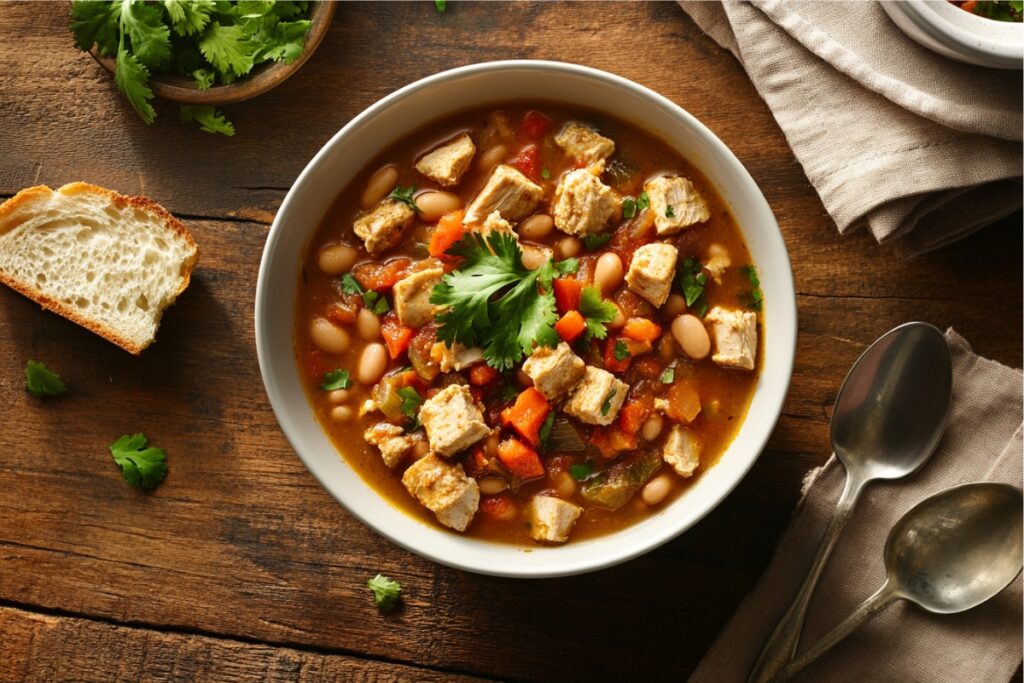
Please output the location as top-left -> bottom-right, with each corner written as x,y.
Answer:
887,482 -> 1024,613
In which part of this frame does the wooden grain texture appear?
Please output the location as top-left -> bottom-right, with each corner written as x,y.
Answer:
0,2 -> 1020,682
0,605 -> 486,682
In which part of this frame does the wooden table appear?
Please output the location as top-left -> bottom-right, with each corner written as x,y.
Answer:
1,3 -> 1020,681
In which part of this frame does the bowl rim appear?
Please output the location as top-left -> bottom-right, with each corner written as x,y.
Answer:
256,59 -> 798,577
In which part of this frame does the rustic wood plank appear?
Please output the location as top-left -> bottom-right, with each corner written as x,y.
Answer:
0,605 -> 488,682
0,1 -> 1019,681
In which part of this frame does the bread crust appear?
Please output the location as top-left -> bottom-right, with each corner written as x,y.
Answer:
0,183 -> 200,355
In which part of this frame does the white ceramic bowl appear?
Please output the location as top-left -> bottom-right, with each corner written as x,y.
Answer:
255,61 -> 797,578
882,0 -> 1023,69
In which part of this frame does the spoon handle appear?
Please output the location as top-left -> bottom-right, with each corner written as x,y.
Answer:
748,471 -> 866,683
769,582 -> 901,682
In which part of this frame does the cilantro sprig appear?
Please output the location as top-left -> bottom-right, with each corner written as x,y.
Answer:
678,257 -> 708,318
24,360 -> 66,397
577,286 -> 618,341
109,433 -> 168,491
341,273 -> 391,314
387,186 -> 419,212
397,386 -> 423,431
321,369 -> 352,391
429,231 -> 562,370
70,0 -> 312,135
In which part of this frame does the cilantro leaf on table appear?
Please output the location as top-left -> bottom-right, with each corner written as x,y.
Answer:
109,433 -> 168,491
24,360 -> 66,398
179,104 -> 235,136
367,574 -> 402,612
430,231 -> 561,371
576,286 -> 618,341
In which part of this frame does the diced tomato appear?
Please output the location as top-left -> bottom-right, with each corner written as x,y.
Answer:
666,380 -> 701,423
353,257 -> 413,292
519,110 -> 553,139
480,494 -> 517,521
326,299 -> 359,325
622,318 -> 662,343
511,144 -> 541,180
604,335 -> 632,373
553,277 -> 583,314
380,312 -> 413,359
619,399 -> 651,436
555,310 -> 587,343
500,387 -> 551,447
428,210 -> 465,258
496,437 -> 545,479
469,364 -> 500,386
591,426 -> 638,458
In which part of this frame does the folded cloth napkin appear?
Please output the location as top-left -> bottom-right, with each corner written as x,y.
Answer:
679,1 -> 1023,256
691,329 -> 1023,682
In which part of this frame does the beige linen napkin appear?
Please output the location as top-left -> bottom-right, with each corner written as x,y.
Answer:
679,1 -> 1023,256
690,329 -> 1023,682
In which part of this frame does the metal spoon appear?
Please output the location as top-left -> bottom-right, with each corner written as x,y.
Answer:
749,322 -> 953,683
771,482 -> 1024,682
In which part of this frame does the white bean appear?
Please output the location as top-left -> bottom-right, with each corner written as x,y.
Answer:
606,303 -> 626,330
310,318 -> 350,354
330,405 -> 354,422
594,252 -> 624,294
477,144 -> 508,171
672,314 -> 711,360
520,245 -> 551,271
318,244 -> 358,275
356,343 -> 388,385
518,214 -> 554,241
328,389 -> 350,404
361,165 -> 399,209
642,474 -> 672,506
355,307 -> 381,341
554,471 -> 577,499
478,478 -> 508,495
555,236 -> 582,259
415,191 -> 461,222
641,412 -> 664,441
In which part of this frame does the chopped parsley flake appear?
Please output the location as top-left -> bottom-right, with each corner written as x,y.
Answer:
665,204 -> 676,218
538,412 -> 555,451
397,386 -> 423,431
600,389 -> 617,416
321,369 -> 352,391
570,462 -> 593,481
741,265 -> 763,310
340,273 -> 364,295
387,185 -> 419,212
660,367 -> 675,384
614,339 -> 630,361
367,574 -> 402,612
622,197 -> 638,219
582,233 -> 613,251
637,191 -> 650,211
24,360 -> 66,397
678,257 -> 708,318
541,168 -> 551,180
363,290 -> 391,315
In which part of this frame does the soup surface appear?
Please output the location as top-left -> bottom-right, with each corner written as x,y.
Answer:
296,102 -> 764,545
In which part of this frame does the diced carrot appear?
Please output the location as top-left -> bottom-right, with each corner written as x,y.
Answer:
553,277 -> 583,314
591,426 -> 637,458
622,318 -> 662,343
555,310 -> 587,343
428,210 -> 466,258
511,144 -> 541,180
469,364 -> 500,386
604,335 -> 632,373
326,301 -> 358,325
480,494 -> 518,521
619,399 -> 651,436
666,380 -> 701,423
962,0 -> 977,11
496,437 -> 545,479
519,110 -> 553,139
500,387 -> 551,446
380,312 -> 413,359
353,257 -> 413,292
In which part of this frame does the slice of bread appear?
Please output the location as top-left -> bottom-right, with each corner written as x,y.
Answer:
0,182 -> 199,354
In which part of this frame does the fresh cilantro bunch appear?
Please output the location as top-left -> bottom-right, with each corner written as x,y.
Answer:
69,0 -> 313,135
430,231 -> 576,371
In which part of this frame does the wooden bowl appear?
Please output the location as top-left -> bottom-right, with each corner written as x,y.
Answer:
89,2 -> 336,105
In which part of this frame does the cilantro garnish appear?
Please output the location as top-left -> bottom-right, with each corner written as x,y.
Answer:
69,0 -> 312,134
321,369 -> 352,391
341,273 -> 364,295
24,360 -> 66,397
499,381 -> 519,403
622,197 -> 638,219
600,389 -> 616,416
660,367 -> 675,385
665,204 -> 676,218
577,286 -> 618,341
614,340 -> 630,361
429,231 -> 560,370
582,233 -> 613,251
367,574 -> 402,613
397,386 -> 423,431
109,433 -> 168,491
678,257 -> 708,317
570,462 -> 593,481
538,412 -> 555,451
363,290 -> 391,316
741,265 -> 763,311
434,0 -> 446,12
553,258 -> 579,275
387,185 -> 419,212
638,191 -> 650,211
541,168 -> 551,180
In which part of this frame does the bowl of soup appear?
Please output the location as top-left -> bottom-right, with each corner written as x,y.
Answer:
255,61 -> 796,577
